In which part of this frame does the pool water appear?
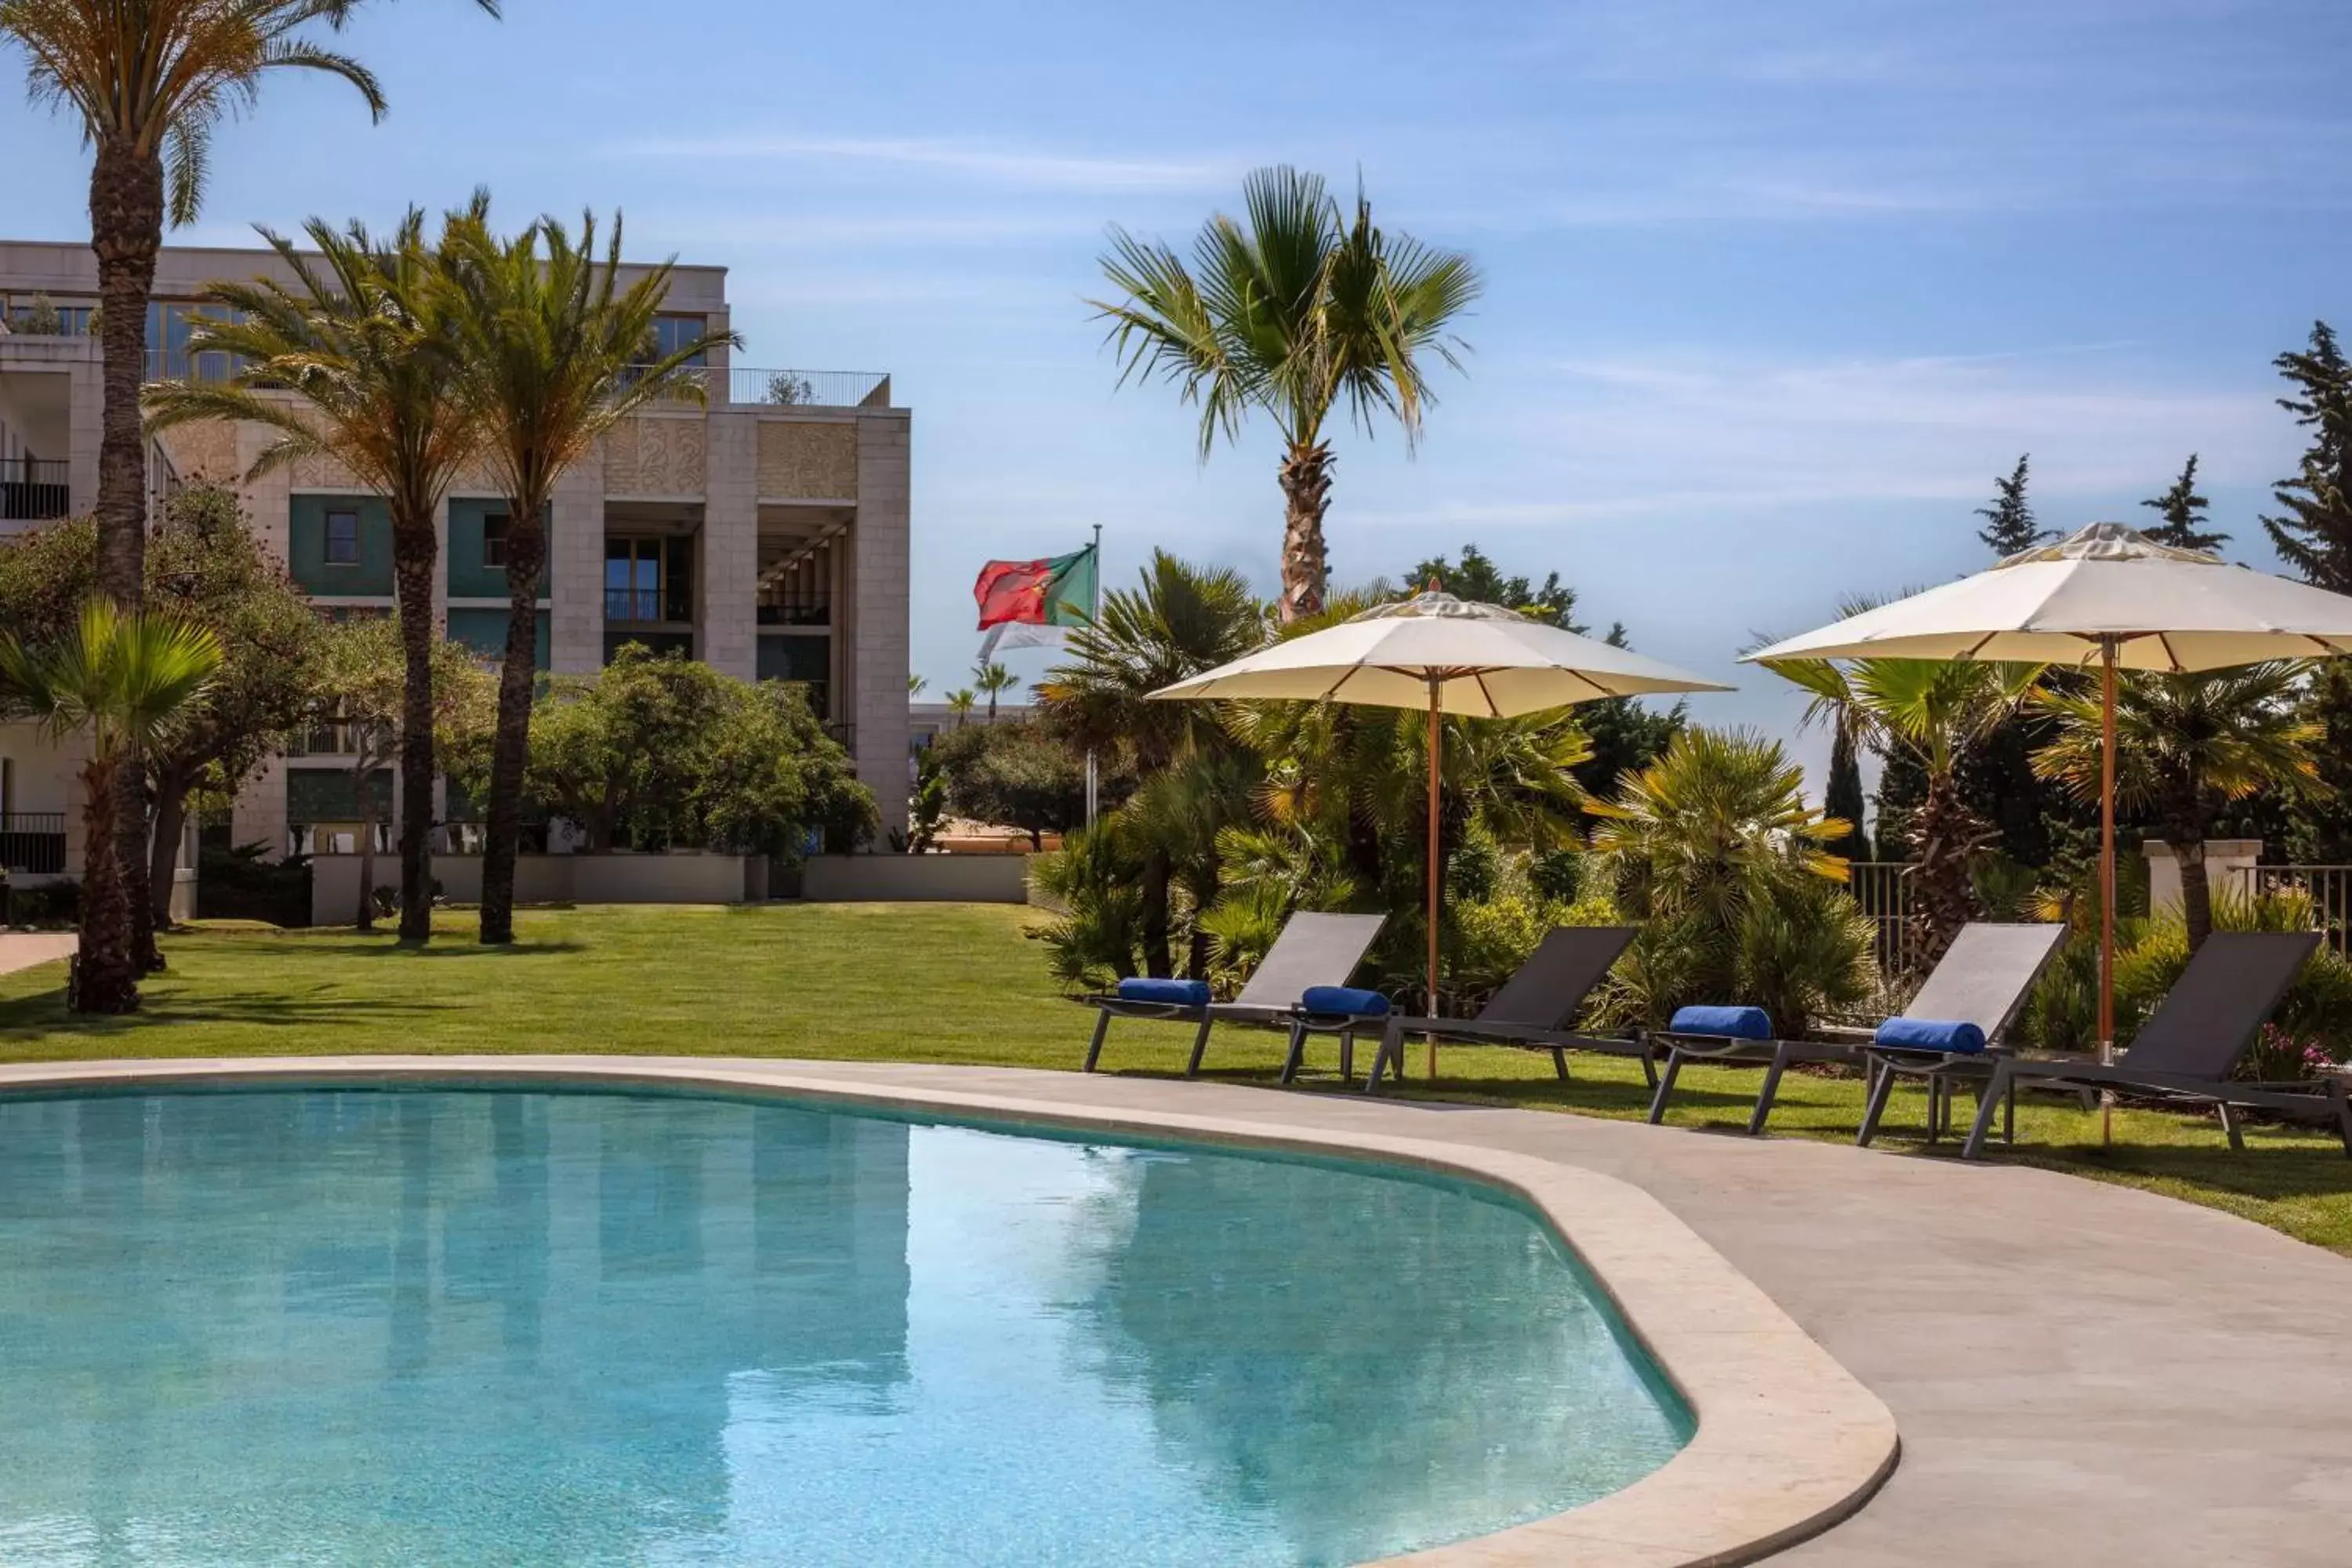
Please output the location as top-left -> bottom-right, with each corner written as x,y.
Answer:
0,1087 -> 1690,1566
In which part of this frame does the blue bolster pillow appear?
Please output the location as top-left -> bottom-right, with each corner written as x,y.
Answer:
1875,1017 -> 1987,1054
1300,985 -> 1390,1018
1116,977 -> 1210,1007
1667,1005 -> 1774,1040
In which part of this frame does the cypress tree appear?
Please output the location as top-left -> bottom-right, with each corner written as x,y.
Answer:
2141,454 -> 2230,553
1975,454 -> 2051,557
2264,321 -> 2352,861
1824,728 -> 1873,862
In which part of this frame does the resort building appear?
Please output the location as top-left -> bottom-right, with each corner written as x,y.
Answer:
0,238 -> 913,887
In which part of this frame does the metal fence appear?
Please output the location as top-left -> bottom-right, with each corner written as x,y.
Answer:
0,812 -> 67,875
724,368 -> 891,409
0,456 -> 69,521
2229,864 -> 2352,958
1846,861 -> 1920,977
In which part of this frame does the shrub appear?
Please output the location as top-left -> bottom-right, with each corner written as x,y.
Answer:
195,844 -> 311,927
4,878 -> 81,927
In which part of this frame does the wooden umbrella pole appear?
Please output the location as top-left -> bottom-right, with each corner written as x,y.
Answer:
2100,637 -> 2118,1146
1426,677 -> 1442,1080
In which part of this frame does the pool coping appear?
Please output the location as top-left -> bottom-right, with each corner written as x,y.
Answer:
0,1055 -> 1899,1568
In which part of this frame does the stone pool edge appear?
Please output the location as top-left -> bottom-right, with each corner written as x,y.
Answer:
0,1055 -> 1899,1568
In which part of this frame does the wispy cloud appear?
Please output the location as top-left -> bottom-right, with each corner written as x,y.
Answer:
617,133 -> 1233,194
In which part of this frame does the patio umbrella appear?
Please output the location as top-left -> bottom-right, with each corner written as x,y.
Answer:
1747,521 -> 2352,1111
1150,590 -> 1731,1074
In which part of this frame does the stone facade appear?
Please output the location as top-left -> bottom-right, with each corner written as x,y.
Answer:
604,414 -> 708,497
757,421 -> 860,499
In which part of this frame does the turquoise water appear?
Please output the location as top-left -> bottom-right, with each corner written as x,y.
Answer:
0,1087 -> 1690,1566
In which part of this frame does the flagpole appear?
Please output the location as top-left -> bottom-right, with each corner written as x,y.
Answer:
1085,523 -> 1102,829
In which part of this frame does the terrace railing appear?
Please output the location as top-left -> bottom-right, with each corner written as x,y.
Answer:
2228,864 -> 2352,958
1846,860 -> 1922,977
0,457 -> 69,522
0,812 -> 67,875
724,368 -> 891,409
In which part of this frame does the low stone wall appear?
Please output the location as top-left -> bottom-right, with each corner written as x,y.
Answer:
799,853 -> 1030,904
311,852 -> 759,926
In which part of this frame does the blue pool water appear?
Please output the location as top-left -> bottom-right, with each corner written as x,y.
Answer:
0,1087 -> 1690,1566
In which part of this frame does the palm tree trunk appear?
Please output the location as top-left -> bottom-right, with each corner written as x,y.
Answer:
2176,835 -> 2212,953
147,770 -> 191,930
1907,771 -> 1981,971
72,758 -> 140,1015
1276,440 -> 1333,623
391,513 -> 439,942
90,136 -> 165,982
1140,847 -> 1172,978
355,758 -> 379,932
478,510 -> 546,945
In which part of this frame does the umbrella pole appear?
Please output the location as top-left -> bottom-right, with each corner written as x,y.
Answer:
1426,678 -> 1441,1080
2100,637 -> 2118,1146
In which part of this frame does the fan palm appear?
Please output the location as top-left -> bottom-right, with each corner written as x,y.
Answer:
945,689 -> 975,727
972,659 -> 1017,723
437,201 -> 738,944
1766,641 -> 2042,967
146,205 -> 482,942
1038,550 -> 1263,975
2034,665 -> 2318,951
0,600 -> 220,1012
1091,167 -> 1481,621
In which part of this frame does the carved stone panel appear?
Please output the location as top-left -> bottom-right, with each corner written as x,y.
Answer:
757,423 -> 859,499
157,419 -> 241,483
604,416 -> 707,496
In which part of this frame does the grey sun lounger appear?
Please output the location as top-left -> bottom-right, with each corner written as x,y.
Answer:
1953,930 -> 2347,1160
1650,922 -> 2068,1138
1363,926 -> 1642,1094
1080,912 -> 1387,1078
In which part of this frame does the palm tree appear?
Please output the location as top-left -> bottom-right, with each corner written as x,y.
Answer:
1039,551 -> 1264,975
908,673 -> 927,698
437,201 -> 737,944
1091,167 -> 1482,621
2034,665 -> 2318,951
1766,646 -> 2042,967
147,206 -> 481,943
0,601 -> 220,1012
0,0 -> 499,609
972,659 -> 1017,723
1588,727 -> 1868,1032
945,689 -> 975,728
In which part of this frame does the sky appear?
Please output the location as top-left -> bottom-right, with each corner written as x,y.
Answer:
5,0 -> 2350,793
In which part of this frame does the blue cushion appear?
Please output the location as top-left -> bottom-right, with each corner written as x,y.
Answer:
1875,1017 -> 1987,1054
1116,977 -> 1210,1007
1300,985 -> 1390,1018
1668,1005 -> 1774,1040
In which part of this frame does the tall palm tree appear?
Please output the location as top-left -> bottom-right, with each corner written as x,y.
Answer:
1091,167 -> 1482,621
147,205 -> 481,943
1039,550 -> 1264,974
438,201 -> 737,943
972,659 -> 1016,723
0,0 -> 499,608
945,688 -> 975,728
1766,648 -> 2042,967
0,600 -> 220,1012
2034,665 -> 2318,951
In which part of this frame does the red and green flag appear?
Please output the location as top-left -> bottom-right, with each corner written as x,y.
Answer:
973,545 -> 1098,656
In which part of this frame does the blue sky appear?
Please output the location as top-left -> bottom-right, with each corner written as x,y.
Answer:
6,0 -> 2350,789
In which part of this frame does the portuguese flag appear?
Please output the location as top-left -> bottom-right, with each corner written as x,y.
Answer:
974,546 -> 1097,630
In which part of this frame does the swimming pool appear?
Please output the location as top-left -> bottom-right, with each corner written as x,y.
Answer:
0,1086 -> 1690,1566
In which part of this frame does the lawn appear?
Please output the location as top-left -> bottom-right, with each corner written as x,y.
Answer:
5,902 -> 2350,1253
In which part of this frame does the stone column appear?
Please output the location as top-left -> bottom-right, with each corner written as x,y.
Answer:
549,454 -> 608,674
700,410 -> 759,681
851,410 -> 912,845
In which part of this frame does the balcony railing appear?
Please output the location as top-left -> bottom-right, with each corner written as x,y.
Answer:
725,368 -> 891,409
0,812 -> 67,875
0,458 -> 69,522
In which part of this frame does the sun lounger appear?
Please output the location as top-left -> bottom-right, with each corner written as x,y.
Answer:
1080,912 -> 1387,1077
1363,926 -> 1642,1094
1953,930 -> 2347,1160
1650,922 -> 2067,1138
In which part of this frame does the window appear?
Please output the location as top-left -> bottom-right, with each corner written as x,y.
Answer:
651,314 -> 710,368
325,510 -> 359,565
483,513 -> 508,568
606,537 -> 663,621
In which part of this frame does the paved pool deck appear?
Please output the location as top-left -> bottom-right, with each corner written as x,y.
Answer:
4,1054 -> 2347,1564
0,933 -> 75,977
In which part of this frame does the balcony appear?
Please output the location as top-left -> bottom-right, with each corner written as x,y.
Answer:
0,812 -> 67,875
0,457 -> 69,522
725,368 -> 890,409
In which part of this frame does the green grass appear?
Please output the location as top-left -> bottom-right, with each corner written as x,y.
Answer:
5,903 -> 2349,1252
